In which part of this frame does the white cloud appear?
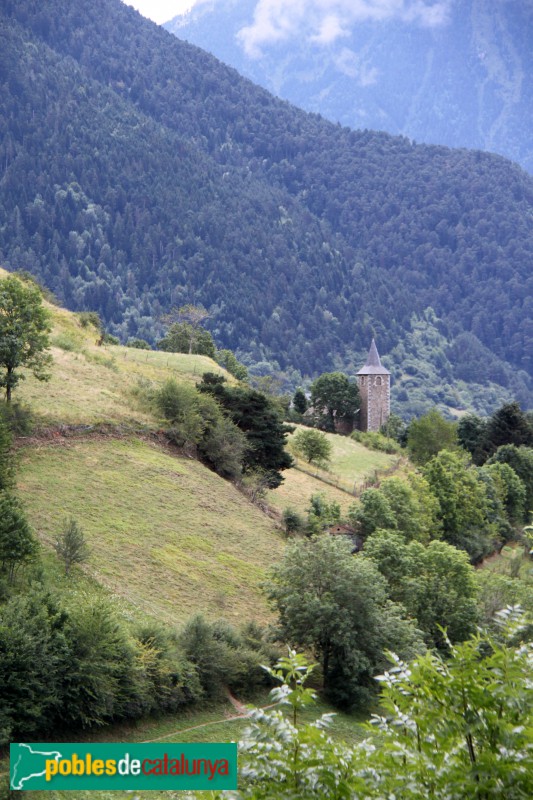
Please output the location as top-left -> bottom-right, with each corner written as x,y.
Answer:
237,0 -> 453,57
334,47 -> 379,85
309,15 -> 349,45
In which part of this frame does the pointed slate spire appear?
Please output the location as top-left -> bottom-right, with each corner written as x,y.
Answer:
357,339 -> 390,375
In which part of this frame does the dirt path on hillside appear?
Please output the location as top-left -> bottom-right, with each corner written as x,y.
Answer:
141,692 -> 278,743
13,424 -> 167,449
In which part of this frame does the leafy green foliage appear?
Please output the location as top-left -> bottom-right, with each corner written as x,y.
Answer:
0,586 -> 206,744
305,493 -> 342,536
155,379 -> 207,453
407,407 -> 458,465
488,445 -> 533,521
368,607 -> 533,799
485,402 -> 533,454
126,337 -> 151,349
292,388 -> 308,416
76,311 -> 102,331
480,462 -> 526,527
292,428 -> 332,465
221,649 -> 364,800
178,615 -> 277,697
158,322 -> 216,358
281,507 -> 305,536
459,403 -> 533,467
380,413 -> 407,442
364,533 -> 478,649
215,348 -> 248,381
348,470 -> 442,546
0,276 -> 52,403
380,475 -> 441,543
205,611 -> 533,800
348,488 -> 397,539
265,535 -> 424,708
0,590 -> 69,742
457,412 -> 490,465
155,378 -> 246,477
423,449 -> 495,562
475,570 -> 533,629
310,373 -> 360,432
351,428 -> 402,453
59,594 -> 140,727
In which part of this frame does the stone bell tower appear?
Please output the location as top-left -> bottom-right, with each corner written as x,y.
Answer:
356,339 -> 390,432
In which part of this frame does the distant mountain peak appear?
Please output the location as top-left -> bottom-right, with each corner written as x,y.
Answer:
166,0 -> 533,174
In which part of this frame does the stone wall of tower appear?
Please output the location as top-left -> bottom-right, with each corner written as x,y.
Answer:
357,374 -> 390,432
357,375 -> 369,432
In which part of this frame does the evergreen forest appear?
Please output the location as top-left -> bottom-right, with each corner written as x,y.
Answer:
1,0 -> 533,416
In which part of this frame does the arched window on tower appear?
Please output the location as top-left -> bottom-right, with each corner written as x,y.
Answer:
375,376 -> 382,386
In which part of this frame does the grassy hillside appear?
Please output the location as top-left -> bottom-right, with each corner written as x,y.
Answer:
1,286 -> 404,798
12,299 -> 227,427
17,437 -> 282,625
268,427 -> 401,516
9,279 -> 401,621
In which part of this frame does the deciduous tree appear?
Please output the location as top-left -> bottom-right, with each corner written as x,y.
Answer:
292,428 -> 332,466
488,444 -> 533,520
423,449 -> 494,561
0,275 -> 52,403
265,535 -> 423,708
364,532 -> 478,648
407,407 -> 458,465
310,372 -> 359,432
158,321 -> 216,358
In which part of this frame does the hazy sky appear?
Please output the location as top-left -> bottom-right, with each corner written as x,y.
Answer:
125,1 -> 197,25
123,0 -> 452,33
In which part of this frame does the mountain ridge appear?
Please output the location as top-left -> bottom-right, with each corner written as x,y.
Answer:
166,0 -> 533,174
1,0 -> 533,416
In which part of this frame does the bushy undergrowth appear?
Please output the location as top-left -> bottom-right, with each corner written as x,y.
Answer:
179,615 -> 280,697
0,582 -> 277,745
351,429 -> 402,454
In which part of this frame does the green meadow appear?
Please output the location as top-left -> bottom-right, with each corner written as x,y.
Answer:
17,437 -> 283,625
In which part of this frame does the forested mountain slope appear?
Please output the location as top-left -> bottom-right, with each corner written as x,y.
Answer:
1,0 -> 533,413
167,0 -> 533,174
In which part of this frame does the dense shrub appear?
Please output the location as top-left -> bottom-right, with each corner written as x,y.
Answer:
351,429 -> 402,454
179,615 -> 277,697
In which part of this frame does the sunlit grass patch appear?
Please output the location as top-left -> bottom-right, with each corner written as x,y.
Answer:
17,438 -> 284,625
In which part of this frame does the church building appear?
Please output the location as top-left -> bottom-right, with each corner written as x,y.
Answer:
357,339 -> 390,432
